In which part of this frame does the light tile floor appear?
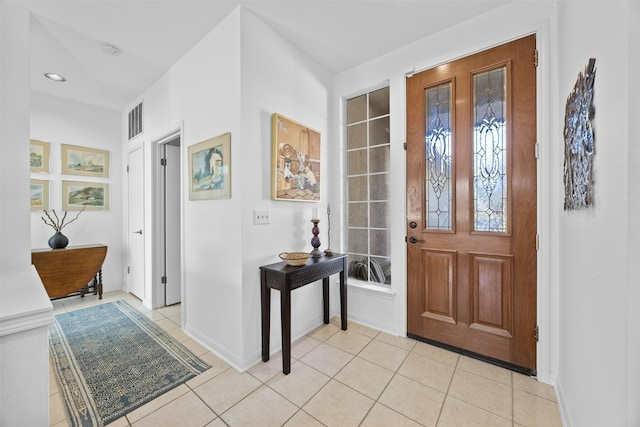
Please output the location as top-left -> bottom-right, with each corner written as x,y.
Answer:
49,291 -> 563,427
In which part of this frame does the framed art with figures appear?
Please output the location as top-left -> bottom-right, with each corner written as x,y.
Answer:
271,113 -> 320,202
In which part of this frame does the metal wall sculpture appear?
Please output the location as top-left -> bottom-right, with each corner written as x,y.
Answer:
563,58 -> 596,210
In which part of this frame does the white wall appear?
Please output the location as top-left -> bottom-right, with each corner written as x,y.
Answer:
30,92 -> 124,292
131,6 -> 334,370
0,3 -> 52,425
555,2 -> 634,426
132,8 -> 245,367
239,9 -> 333,366
627,3 -> 640,425
333,0 -> 556,375
0,0 -> 31,270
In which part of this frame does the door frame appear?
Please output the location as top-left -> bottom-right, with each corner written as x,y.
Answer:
150,123 -> 185,310
400,28 -> 553,382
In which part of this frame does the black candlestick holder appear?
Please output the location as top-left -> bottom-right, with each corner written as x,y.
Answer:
310,219 -> 322,257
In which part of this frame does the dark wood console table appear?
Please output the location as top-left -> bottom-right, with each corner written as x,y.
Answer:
260,253 -> 348,374
31,244 -> 107,300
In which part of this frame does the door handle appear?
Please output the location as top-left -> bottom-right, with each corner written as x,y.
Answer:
134,229 -> 143,235
409,236 -> 423,244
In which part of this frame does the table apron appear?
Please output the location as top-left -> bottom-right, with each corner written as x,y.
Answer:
264,260 -> 344,291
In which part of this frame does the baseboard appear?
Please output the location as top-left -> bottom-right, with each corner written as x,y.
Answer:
182,323 -> 246,372
555,378 -> 572,427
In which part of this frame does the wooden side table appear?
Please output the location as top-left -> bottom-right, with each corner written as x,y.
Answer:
260,253 -> 348,374
31,244 -> 107,300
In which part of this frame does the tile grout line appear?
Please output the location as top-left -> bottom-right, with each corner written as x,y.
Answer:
511,371 -> 515,426
433,352 -> 461,426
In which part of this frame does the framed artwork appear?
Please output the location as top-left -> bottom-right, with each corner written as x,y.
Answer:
61,144 -> 110,178
30,139 -> 50,173
62,180 -> 109,210
188,132 -> 231,200
30,179 -> 49,211
271,113 -> 320,201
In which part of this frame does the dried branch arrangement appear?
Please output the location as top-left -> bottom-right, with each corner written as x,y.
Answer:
41,206 -> 85,232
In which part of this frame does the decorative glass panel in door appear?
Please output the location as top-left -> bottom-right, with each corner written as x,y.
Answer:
425,83 -> 453,231
473,67 -> 507,233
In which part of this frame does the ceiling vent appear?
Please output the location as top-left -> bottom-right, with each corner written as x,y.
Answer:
128,101 -> 143,141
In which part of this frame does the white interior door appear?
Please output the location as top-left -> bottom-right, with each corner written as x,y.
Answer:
127,146 -> 145,299
164,143 -> 181,305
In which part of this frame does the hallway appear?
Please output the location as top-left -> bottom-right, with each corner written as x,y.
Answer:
49,291 -> 561,426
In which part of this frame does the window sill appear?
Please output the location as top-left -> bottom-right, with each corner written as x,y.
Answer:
346,279 -> 397,300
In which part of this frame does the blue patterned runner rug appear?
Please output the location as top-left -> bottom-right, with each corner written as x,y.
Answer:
48,300 -> 210,426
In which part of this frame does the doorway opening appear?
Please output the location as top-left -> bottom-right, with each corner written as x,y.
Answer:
153,128 -> 182,307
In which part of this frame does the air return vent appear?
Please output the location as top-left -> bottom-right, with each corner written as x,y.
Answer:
128,101 -> 143,140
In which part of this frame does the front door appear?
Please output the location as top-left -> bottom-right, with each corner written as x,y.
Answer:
406,35 -> 537,372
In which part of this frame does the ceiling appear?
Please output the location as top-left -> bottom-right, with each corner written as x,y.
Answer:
23,0 -> 512,112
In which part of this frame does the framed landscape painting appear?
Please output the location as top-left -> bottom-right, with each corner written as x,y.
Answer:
62,180 -> 109,210
271,113 -> 320,201
30,179 -> 49,211
188,132 -> 231,200
61,144 -> 110,178
30,139 -> 50,173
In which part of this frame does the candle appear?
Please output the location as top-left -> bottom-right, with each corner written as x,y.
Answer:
312,207 -> 319,219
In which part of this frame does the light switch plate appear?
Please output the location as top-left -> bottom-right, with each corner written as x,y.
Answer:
253,210 -> 270,225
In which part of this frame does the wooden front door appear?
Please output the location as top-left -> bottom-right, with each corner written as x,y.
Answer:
406,35 -> 537,372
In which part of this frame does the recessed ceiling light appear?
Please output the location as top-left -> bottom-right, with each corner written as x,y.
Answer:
44,73 -> 66,82
101,43 -> 120,56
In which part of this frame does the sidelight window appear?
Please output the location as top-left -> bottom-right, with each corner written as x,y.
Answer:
346,87 -> 391,285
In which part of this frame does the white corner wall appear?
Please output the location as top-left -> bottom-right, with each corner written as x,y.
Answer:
239,8 -> 333,368
30,92 -> 124,292
0,3 -> 52,425
132,8 -> 245,367
555,2 -> 633,426
130,6 -> 335,370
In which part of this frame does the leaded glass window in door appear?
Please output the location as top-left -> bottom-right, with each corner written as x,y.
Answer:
425,83 -> 453,230
473,67 -> 508,233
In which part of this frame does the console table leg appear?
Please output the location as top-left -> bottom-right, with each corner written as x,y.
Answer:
340,269 -> 347,330
281,287 -> 291,375
322,278 -> 329,324
261,271 -> 270,362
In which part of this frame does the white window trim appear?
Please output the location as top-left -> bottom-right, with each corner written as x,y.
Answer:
346,277 -> 396,299
345,86 -> 392,287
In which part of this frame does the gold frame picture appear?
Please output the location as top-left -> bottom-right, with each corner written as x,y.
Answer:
62,180 -> 109,210
30,179 -> 49,211
271,113 -> 320,202
30,139 -> 50,173
61,144 -> 110,178
188,132 -> 231,200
